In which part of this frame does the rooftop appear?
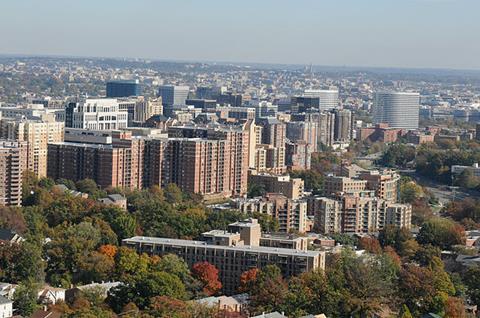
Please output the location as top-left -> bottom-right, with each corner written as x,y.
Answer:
123,236 -> 322,257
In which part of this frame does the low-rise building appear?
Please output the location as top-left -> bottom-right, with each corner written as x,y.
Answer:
123,219 -> 325,294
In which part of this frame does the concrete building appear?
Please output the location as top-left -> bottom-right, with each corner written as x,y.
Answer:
0,117 -> 64,177
123,219 -> 324,294
232,194 -> 307,233
373,92 -> 420,130
451,163 -> 480,177
0,295 -> 13,318
324,176 -> 367,196
248,172 -> 304,200
133,97 -> 163,123
359,170 -> 400,203
65,98 -> 128,130
286,121 -> 318,153
304,89 -> 339,111
0,141 -> 27,206
309,194 -> 411,234
285,140 -> 312,170
333,109 -> 353,142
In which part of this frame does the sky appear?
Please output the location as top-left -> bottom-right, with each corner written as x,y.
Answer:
0,0 -> 479,70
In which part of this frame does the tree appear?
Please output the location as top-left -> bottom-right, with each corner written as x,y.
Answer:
417,218 -> 466,250
247,183 -> 266,198
164,183 -> 183,205
76,179 -> 102,196
191,262 -> 222,296
0,206 -> 27,234
239,268 -> 259,293
455,169 -> 480,189
464,266 -> 480,307
13,281 -> 39,317
77,251 -> 115,283
249,265 -> 288,315
358,236 -> 382,254
400,181 -> 424,204
399,305 -> 413,318
444,297 -> 466,318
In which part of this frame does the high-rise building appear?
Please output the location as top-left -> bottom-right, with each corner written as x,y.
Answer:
166,123 -> 250,197
133,97 -> 163,123
373,92 -> 420,129
162,138 -> 232,200
0,141 -> 28,206
248,172 -> 304,200
106,80 -> 141,98
158,85 -> 189,116
0,117 -> 64,178
286,121 -> 318,152
47,134 -> 164,190
333,109 -> 353,142
304,89 -> 339,111
317,111 -> 336,147
65,99 -> 128,130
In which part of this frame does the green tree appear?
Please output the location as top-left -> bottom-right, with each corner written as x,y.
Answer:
164,183 -> 183,205
13,281 -> 39,317
417,218 -> 466,250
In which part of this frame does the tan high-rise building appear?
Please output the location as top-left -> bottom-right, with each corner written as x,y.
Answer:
162,138 -> 232,200
134,97 -> 163,123
0,118 -> 64,177
0,141 -> 28,206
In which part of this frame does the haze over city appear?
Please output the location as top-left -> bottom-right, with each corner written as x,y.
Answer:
1,0 -> 479,69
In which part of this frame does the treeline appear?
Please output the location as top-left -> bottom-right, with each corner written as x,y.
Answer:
380,140 -> 480,187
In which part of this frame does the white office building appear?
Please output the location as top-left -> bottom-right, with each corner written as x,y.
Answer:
304,89 -> 339,110
373,92 -> 420,130
65,98 -> 128,130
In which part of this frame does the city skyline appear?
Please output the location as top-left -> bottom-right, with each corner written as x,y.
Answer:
0,0 -> 479,70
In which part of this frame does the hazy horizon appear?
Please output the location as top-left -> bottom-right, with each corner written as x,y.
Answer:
1,0 -> 479,70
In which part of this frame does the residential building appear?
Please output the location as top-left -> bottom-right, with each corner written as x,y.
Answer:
324,175 -> 367,196
0,141 -> 27,206
123,219 -> 325,294
0,117 -> 64,177
333,109 -> 352,142
248,172 -> 304,199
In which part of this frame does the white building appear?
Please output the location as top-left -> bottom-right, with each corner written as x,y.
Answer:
0,295 -> 12,318
451,163 -> 480,177
304,89 -> 339,111
65,99 -> 128,130
373,92 -> 420,130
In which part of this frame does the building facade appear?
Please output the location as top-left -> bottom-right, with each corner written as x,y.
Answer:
0,141 -> 28,206
373,92 -> 420,130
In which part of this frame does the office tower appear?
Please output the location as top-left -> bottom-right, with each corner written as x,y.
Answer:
0,117 -> 64,177
158,85 -> 190,116
0,141 -> 27,206
106,80 -> 141,98
304,89 -> 339,111
333,109 -> 352,142
255,102 -> 278,119
373,92 -> 420,129
289,96 -> 320,113
186,99 -> 217,110
65,99 -> 128,130
123,219 -> 325,294
216,92 -> 243,107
